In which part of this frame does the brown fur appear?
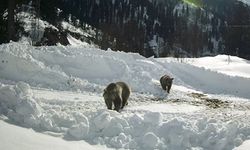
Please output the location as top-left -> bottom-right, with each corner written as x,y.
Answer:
160,75 -> 174,93
103,82 -> 130,112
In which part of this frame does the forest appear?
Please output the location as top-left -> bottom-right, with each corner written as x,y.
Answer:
1,0 -> 250,59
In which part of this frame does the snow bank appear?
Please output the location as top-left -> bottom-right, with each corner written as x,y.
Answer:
67,121 -> 89,140
87,110 -> 250,150
0,42 -> 166,95
0,43 -> 68,90
0,120 -> 106,150
0,82 -> 86,132
2,42 -> 250,99
0,82 -> 42,127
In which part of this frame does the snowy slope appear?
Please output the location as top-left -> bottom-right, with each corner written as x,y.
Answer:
0,42 -> 250,150
16,11 -> 58,44
185,55 -> 250,78
67,35 -> 94,48
157,57 -> 250,99
0,120 -> 107,150
15,7 -> 99,47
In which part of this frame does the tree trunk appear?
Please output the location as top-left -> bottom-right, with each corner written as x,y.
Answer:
8,0 -> 15,41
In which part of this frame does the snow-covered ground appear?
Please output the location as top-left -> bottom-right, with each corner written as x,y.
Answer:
185,55 -> 250,78
0,42 -> 250,150
0,119 -> 107,150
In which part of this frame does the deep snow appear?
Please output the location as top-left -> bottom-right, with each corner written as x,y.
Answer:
0,42 -> 250,150
0,119 -> 107,150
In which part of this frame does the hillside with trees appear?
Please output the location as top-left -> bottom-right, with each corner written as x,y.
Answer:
0,0 -> 250,59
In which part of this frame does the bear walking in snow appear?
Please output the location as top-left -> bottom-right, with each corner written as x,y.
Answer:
160,75 -> 174,93
103,82 -> 130,112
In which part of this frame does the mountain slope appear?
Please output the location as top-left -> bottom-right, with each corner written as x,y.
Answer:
1,0 -> 250,59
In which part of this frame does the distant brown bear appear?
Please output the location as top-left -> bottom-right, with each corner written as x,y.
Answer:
103,82 -> 130,112
160,75 -> 174,93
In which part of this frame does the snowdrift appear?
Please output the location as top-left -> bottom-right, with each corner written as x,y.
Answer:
1,42 -> 250,99
0,120 -> 105,150
0,42 -> 169,95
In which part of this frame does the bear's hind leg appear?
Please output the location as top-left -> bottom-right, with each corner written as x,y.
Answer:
114,97 -> 122,112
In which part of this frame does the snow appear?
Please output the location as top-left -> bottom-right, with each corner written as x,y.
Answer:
61,21 -> 94,38
0,120 -> 106,150
129,103 -> 203,113
67,35 -> 94,48
186,55 -> 250,78
0,42 -> 250,150
16,12 -> 58,44
16,7 -> 98,46
156,56 -> 250,99
142,132 -> 160,148
67,121 -> 89,140
239,0 -> 250,5
234,140 -> 250,150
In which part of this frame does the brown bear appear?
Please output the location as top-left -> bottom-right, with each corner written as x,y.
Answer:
103,82 -> 130,112
160,75 -> 174,93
